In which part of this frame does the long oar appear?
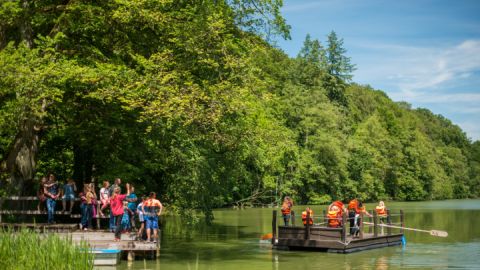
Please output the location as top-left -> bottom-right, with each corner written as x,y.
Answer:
363,222 -> 448,237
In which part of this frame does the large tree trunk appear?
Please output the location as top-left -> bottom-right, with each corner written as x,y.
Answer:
4,119 -> 42,195
20,0 -> 34,48
72,145 -> 93,187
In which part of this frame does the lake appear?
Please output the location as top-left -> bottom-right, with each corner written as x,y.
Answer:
115,199 -> 480,270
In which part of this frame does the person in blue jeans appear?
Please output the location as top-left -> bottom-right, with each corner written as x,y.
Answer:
109,178 -> 122,232
126,185 -> 138,230
44,174 -> 59,224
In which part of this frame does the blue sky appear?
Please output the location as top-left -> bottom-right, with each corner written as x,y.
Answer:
277,0 -> 480,141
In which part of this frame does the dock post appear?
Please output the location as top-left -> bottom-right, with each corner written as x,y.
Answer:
323,210 -> 326,224
386,209 -> 392,235
127,251 -> 135,261
291,210 -> 295,226
359,212 -> 364,239
156,229 -> 161,257
272,210 -> 277,245
96,201 -> 101,229
373,211 -> 378,237
341,212 -> 347,243
305,211 -> 311,240
400,209 -> 404,234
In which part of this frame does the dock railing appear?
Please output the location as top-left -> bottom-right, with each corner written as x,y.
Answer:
0,196 -> 108,229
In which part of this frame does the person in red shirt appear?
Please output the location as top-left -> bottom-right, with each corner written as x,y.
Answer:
110,183 -> 130,241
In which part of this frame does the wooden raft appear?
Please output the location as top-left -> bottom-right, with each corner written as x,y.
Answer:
271,209 -> 404,253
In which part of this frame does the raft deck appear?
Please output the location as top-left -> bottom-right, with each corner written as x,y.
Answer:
271,209 -> 405,253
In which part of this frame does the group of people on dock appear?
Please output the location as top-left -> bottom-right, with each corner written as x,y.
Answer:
281,197 -> 388,237
36,174 -> 163,242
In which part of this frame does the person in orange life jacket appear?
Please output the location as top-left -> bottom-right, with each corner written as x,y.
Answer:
301,207 -> 314,226
375,201 -> 388,222
348,199 -> 372,236
281,196 -> 293,226
327,205 -> 342,228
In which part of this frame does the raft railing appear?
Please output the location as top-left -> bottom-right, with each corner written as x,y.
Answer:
272,208 -> 405,245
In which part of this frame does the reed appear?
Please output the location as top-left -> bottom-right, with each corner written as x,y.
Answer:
0,227 -> 93,270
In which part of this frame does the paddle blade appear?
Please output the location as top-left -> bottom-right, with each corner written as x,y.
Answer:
261,233 -> 273,240
430,230 -> 448,237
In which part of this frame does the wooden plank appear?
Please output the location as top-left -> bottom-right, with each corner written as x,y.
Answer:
2,197 -> 102,203
0,210 -> 109,219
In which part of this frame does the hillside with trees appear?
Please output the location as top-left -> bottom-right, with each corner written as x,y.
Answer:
1,1 -> 478,222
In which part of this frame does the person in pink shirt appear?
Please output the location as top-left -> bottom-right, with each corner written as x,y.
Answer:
110,183 -> 130,241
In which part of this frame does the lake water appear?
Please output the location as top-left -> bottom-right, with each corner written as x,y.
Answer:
114,199 -> 480,270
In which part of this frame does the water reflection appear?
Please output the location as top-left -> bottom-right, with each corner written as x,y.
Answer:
114,199 -> 480,270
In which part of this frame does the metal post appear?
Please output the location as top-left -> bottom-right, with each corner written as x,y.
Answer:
341,212 -> 347,243
400,209 -> 405,234
272,210 -> 277,245
359,212 -> 364,239
373,211 -> 378,237
291,210 -> 295,226
386,209 -> 392,235
96,201 -> 101,229
305,211 -> 311,240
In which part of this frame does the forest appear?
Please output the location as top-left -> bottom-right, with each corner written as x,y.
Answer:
1,0 -> 479,222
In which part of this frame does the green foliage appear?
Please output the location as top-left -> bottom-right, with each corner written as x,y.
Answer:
0,0 -> 478,222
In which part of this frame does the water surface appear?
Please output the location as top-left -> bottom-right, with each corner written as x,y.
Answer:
115,199 -> 480,270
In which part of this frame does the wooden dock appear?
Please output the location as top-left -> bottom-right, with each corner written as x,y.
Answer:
57,231 -> 161,260
271,210 -> 404,253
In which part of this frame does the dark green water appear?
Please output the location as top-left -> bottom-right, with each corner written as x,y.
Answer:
114,199 -> 480,270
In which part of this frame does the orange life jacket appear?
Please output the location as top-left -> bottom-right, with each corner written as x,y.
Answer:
327,210 -> 341,228
301,210 -> 313,225
348,199 -> 358,211
281,201 -> 291,215
331,201 -> 344,215
375,206 -> 387,216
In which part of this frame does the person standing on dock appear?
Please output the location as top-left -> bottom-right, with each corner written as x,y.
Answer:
44,174 -> 59,224
143,192 -> 163,243
83,184 -> 95,230
281,196 -> 293,226
110,183 -> 130,241
136,196 -> 147,240
108,178 -> 122,232
126,185 -> 138,230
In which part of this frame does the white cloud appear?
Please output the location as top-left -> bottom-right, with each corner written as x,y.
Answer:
354,40 -> 480,140
360,40 -> 480,94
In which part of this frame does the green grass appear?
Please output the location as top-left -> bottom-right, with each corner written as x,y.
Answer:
0,228 -> 93,270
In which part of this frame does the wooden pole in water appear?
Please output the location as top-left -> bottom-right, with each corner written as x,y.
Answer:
305,211 -> 311,240
359,212 -> 364,239
400,209 -> 405,234
341,211 -> 347,243
272,210 -> 277,245
386,209 -> 392,235
291,210 -> 295,226
373,211 -> 378,237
